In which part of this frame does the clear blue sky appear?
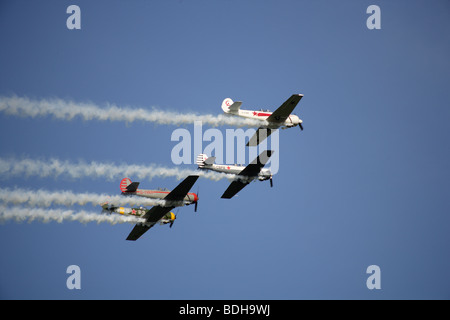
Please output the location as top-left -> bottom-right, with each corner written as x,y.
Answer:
0,0 -> 449,299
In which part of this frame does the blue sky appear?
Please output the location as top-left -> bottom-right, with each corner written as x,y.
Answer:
0,0 -> 449,299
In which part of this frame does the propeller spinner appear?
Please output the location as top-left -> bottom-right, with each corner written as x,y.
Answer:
169,210 -> 178,228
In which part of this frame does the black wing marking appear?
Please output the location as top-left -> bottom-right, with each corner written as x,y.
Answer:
238,150 -> 273,177
246,127 -> 274,147
221,151 -> 273,199
221,180 -> 250,199
126,206 -> 176,241
125,175 -> 198,241
266,94 -> 303,123
126,224 -> 153,241
163,175 -> 199,201
142,205 -> 175,222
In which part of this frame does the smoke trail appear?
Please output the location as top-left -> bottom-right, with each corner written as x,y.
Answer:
0,95 -> 266,127
0,205 -> 145,225
0,187 -> 168,208
0,157 -> 235,181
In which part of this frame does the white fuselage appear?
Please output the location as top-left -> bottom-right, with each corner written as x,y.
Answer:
206,163 -> 245,175
199,164 -> 272,181
229,109 -> 302,128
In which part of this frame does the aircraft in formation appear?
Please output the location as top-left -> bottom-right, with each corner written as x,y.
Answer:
221,94 -> 304,146
100,94 -> 304,240
108,175 -> 199,241
119,176 -> 199,212
101,203 -> 177,227
197,150 -> 274,199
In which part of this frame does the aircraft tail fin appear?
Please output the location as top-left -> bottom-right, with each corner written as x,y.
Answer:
221,98 -> 242,114
120,177 -> 140,193
196,154 -> 216,167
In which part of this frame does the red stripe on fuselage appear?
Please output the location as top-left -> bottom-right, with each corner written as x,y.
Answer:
137,190 -> 169,195
125,190 -> 198,199
251,111 -> 272,117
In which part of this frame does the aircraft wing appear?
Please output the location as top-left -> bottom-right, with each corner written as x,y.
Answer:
126,205 -> 175,241
266,94 -> 303,123
126,175 -> 199,241
246,127 -> 274,147
221,180 -> 250,199
239,150 -> 273,176
221,150 -> 273,199
126,224 -> 153,241
163,175 -> 199,201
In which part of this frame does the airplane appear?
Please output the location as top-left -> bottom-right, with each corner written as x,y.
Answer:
117,175 -> 199,240
101,203 -> 177,228
196,150 -> 274,199
221,94 -> 304,146
120,176 -> 199,212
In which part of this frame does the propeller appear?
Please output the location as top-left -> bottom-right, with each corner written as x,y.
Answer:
299,123 -> 303,131
194,187 -> 199,212
270,177 -> 273,188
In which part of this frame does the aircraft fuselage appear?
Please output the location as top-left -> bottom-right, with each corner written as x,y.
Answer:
122,189 -> 198,206
199,164 -> 272,181
230,109 -> 302,128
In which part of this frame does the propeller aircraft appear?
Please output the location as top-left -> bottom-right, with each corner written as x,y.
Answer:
221,94 -> 304,146
197,150 -> 274,199
101,203 -> 178,228
113,175 -> 199,240
120,175 -> 199,212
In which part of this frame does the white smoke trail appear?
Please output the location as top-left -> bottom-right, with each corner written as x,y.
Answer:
0,157 -> 235,181
0,205 -> 145,225
0,95 -> 266,127
0,187 -> 167,208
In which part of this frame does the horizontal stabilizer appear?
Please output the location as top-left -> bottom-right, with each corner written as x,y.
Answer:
125,182 -> 140,192
120,177 -> 140,193
197,154 -> 215,167
221,98 -> 242,113
228,101 -> 242,113
204,156 -> 216,165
